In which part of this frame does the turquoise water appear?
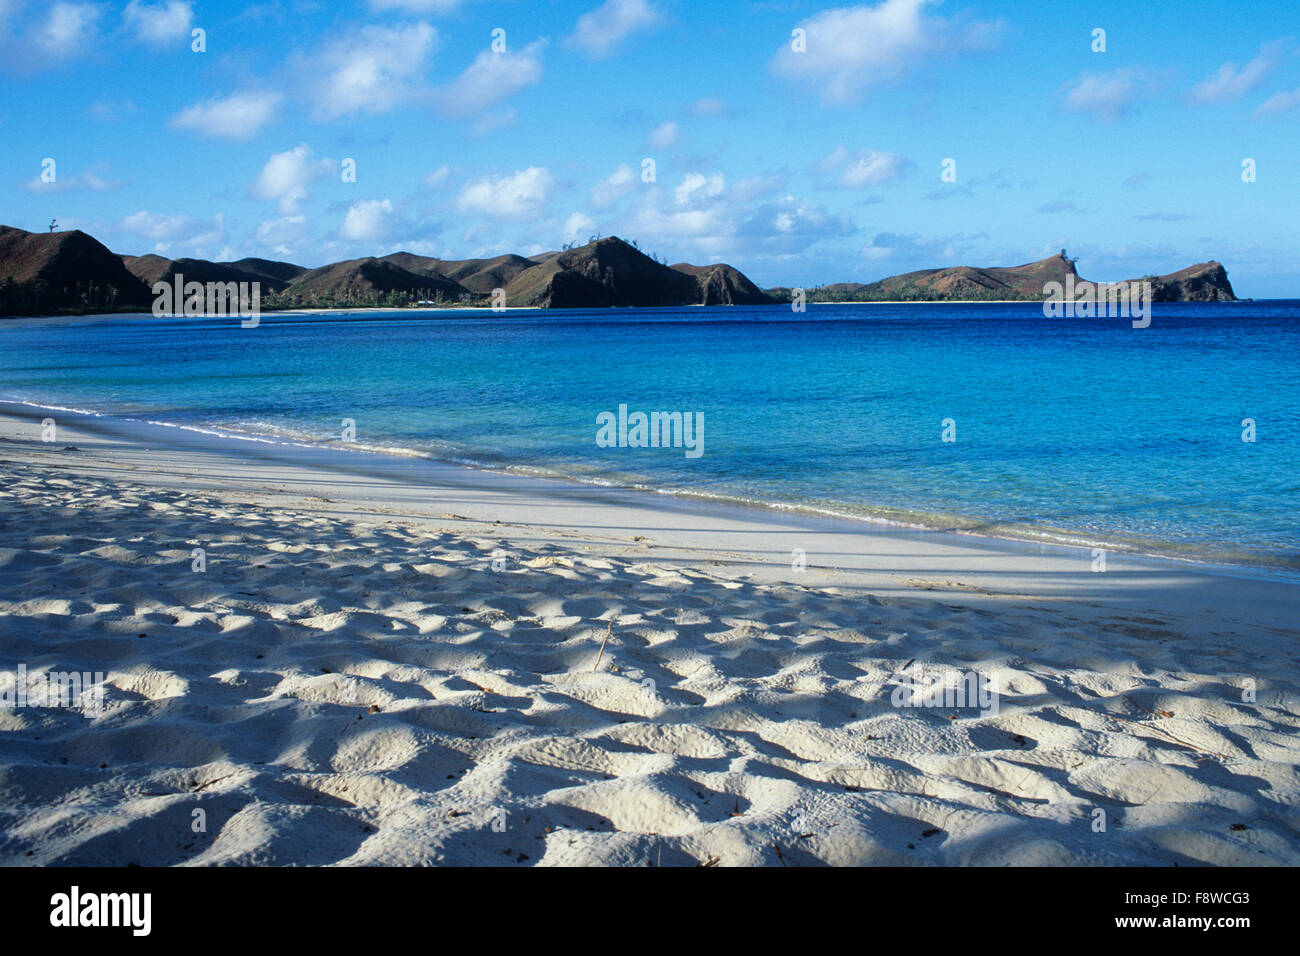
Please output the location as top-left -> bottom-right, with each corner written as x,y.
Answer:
2,302 -> 1298,567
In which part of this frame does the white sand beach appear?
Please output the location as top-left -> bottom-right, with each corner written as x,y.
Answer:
0,404 -> 1296,866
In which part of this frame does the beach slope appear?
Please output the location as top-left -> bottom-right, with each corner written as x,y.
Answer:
0,408 -> 1296,866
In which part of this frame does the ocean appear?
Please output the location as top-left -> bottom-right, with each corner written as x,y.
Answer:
2,301 -> 1297,568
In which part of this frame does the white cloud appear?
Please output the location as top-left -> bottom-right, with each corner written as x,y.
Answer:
564,212 -> 597,241
688,95 -> 727,118
590,163 -> 637,209
435,39 -> 545,117
817,146 -> 909,187
251,145 -> 334,213
569,0 -> 659,60
455,166 -> 555,221
304,22 -> 437,120
628,204 -> 730,244
740,197 -> 848,245
123,1 -> 193,45
1060,68 -> 1150,121
32,2 -> 101,60
170,91 -> 281,140
120,210 -> 189,240
255,215 -> 310,255
1191,39 -> 1288,104
728,173 -> 788,202
1253,88 -> 1300,117
771,0 -> 1000,105
859,230 -> 981,263
120,210 -> 225,251
340,198 -> 396,241
24,162 -> 121,193
615,176 -> 852,265
648,120 -> 678,149
424,165 -> 451,187
368,0 -> 461,11
674,172 -> 725,206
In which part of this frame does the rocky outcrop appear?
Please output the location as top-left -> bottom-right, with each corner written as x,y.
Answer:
670,262 -> 775,305
505,237 -> 696,307
1129,261 -> 1235,301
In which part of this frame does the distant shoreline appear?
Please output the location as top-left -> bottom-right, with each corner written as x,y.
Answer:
1,298 -> 1278,323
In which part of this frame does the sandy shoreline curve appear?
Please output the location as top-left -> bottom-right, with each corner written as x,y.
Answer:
1,403 -> 1297,865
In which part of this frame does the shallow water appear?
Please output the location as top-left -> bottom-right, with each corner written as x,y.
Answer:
2,301 -> 1297,567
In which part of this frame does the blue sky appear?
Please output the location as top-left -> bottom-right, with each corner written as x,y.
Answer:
2,0 -> 1298,295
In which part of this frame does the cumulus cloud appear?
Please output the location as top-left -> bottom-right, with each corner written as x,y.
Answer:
435,39 -> 545,118
771,0 -> 1001,105
123,0 -> 193,45
255,215 -> 310,256
620,179 -> 851,263
1191,39 -> 1288,104
568,0 -> 660,60
647,120 -> 678,149
455,166 -> 555,220
816,145 -> 910,188
31,2 -> 101,60
120,210 -> 226,251
590,163 -> 638,209
674,172 -> 725,206
0,0 -> 110,71
340,198 -> 396,241
1059,67 -> 1150,121
251,145 -> 334,213
170,91 -> 281,140
121,209 -> 199,241
303,22 -> 437,120
564,212 -> 598,241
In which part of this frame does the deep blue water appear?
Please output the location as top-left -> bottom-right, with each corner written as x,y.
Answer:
2,301 -> 1297,567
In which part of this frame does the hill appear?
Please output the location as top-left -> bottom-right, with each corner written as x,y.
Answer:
801,252 -> 1081,302
778,252 -> 1236,303
670,262 -> 775,305
436,254 -> 538,294
378,252 -> 536,294
121,254 -> 306,292
504,237 -> 774,307
0,225 -> 150,314
0,224 -> 1240,315
1130,262 -> 1235,302
280,257 -> 471,306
